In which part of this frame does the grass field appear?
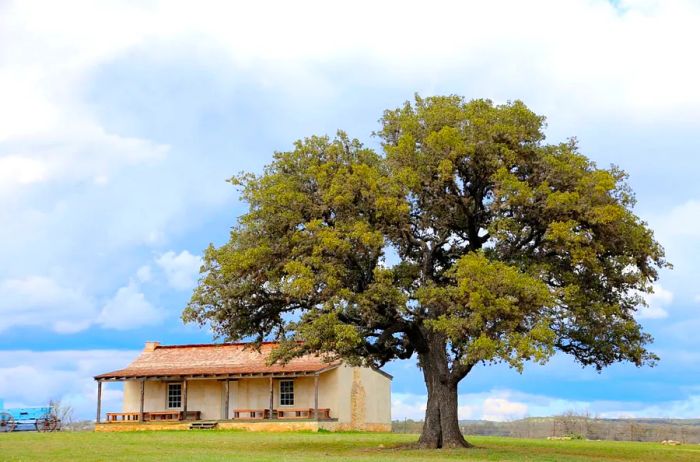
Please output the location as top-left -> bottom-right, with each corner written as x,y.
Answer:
1,431 -> 699,462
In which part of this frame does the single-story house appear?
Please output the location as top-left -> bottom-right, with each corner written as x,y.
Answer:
94,341 -> 392,432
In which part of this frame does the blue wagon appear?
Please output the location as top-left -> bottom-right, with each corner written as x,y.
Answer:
0,406 -> 60,432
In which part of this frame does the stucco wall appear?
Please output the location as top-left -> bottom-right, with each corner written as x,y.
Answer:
123,380 -> 166,413
324,365 -> 391,426
231,378 -> 268,409
123,377 -> 324,420
123,379 -> 224,420
317,367 -> 338,415
332,365 -> 353,423
189,380 -> 223,420
228,377 -> 320,410
358,366 -> 391,425
119,364 -> 390,427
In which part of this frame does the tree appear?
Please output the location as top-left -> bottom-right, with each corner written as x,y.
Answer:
184,95 -> 667,448
49,399 -> 73,428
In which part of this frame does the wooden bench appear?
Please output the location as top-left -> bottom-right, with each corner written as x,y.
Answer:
181,411 -> 201,421
106,410 -> 202,422
147,411 -> 180,421
277,408 -> 312,419
275,408 -> 332,419
230,408 -> 331,420
106,412 -> 140,422
231,409 -> 269,419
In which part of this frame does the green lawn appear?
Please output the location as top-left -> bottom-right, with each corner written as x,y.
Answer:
1,431 -> 698,462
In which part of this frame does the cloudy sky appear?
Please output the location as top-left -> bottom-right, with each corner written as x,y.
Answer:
2,0 -> 700,422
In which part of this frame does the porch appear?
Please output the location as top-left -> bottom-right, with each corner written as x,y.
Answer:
104,407 -> 332,422
95,369 -> 335,426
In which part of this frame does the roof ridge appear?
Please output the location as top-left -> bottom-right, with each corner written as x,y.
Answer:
155,341 -> 282,349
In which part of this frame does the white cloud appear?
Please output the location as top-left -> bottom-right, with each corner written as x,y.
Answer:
0,132 -> 167,196
97,281 -> 165,330
636,284 -> 673,320
643,199 -> 700,323
0,350 -> 138,420
156,250 -> 202,291
0,1 -> 232,338
391,393 -> 427,421
0,276 -> 96,333
1,0 -> 699,343
648,200 -> 700,264
482,397 -> 529,422
0,155 -> 48,187
136,265 -> 153,283
37,0 -> 689,119
610,394 -> 700,420
0,267 -> 167,333
135,0 -> 700,116
392,388 -> 700,422
392,391 -> 531,422
655,200 -> 700,237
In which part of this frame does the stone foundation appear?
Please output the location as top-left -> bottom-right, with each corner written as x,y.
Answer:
95,420 -> 392,433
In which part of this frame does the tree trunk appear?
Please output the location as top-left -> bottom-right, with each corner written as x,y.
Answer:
417,338 -> 472,449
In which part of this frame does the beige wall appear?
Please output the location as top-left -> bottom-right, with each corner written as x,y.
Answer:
120,364 -> 391,427
123,379 -> 224,420
226,376 -> 325,411
323,365 -> 391,426
358,366 -> 391,424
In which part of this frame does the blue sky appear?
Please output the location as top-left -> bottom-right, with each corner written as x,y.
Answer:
2,0 -> 700,422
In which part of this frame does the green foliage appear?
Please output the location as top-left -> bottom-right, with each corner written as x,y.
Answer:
423,252 -> 555,371
2,431 -> 699,462
184,95 -> 667,378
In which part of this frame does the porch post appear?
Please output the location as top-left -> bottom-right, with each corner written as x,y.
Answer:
182,379 -> 188,420
268,376 -> 274,419
314,373 -> 319,421
96,380 -> 102,423
224,380 -> 230,420
139,379 -> 145,421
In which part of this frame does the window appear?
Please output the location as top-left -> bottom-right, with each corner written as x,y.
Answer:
167,383 -> 182,409
279,380 -> 294,406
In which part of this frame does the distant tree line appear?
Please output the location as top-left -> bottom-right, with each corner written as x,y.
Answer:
393,411 -> 700,444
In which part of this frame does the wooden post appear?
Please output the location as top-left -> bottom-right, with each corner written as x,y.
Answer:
96,381 -> 102,423
139,380 -> 145,421
224,380 -> 230,420
314,374 -> 319,421
268,376 -> 274,419
182,379 -> 188,420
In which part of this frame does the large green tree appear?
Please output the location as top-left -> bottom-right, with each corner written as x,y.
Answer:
184,95 -> 667,448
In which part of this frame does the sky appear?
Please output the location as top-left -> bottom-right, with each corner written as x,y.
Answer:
1,0 -> 700,422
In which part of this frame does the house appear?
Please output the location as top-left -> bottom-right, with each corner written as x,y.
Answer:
94,341 -> 392,432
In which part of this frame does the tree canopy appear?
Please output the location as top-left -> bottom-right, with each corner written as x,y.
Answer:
184,95 -> 667,448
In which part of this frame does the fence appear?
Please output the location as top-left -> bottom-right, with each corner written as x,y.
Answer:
393,416 -> 700,443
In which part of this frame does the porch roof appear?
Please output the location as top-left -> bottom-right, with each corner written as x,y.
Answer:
95,342 -> 341,381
